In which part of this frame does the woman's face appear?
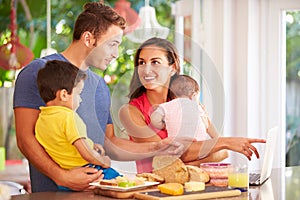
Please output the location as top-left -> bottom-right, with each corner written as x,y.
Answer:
137,46 -> 175,91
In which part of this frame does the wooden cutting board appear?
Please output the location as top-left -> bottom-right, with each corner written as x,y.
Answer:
133,186 -> 241,200
93,187 -> 158,199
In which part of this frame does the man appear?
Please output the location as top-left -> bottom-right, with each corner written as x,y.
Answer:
14,2 -> 180,192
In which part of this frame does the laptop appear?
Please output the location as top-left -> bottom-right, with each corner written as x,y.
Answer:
249,126 -> 278,186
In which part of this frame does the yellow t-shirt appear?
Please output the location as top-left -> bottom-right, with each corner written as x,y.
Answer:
35,106 -> 94,169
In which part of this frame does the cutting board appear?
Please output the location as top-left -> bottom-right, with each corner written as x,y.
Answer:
93,187 -> 158,199
133,186 -> 241,200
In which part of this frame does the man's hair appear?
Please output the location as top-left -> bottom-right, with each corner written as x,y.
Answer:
73,2 -> 126,41
170,75 -> 200,98
37,60 -> 87,103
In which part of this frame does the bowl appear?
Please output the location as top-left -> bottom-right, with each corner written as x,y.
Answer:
200,163 -> 231,179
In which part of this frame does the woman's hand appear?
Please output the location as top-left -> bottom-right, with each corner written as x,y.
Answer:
153,137 -> 195,156
221,137 -> 266,160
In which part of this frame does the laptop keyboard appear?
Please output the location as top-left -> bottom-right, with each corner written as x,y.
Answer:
249,173 -> 261,185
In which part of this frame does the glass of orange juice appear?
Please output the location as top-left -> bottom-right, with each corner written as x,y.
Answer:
228,165 -> 248,192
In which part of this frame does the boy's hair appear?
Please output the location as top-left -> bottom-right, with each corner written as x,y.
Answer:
170,75 -> 200,98
73,2 -> 126,42
37,60 -> 87,103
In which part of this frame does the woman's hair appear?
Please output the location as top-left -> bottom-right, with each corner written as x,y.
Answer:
37,60 -> 87,103
73,2 -> 126,42
128,37 -> 181,101
170,75 -> 200,98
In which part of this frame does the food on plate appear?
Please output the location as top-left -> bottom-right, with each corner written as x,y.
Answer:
152,155 -> 189,184
158,183 -> 184,196
99,175 -> 146,187
136,173 -> 164,183
118,181 -> 136,188
116,176 -> 131,183
99,179 -> 118,186
133,176 -> 146,186
186,165 -> 210,183
184,181 -> 205,192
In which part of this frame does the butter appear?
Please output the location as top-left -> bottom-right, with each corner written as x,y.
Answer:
184,181 -> 205,192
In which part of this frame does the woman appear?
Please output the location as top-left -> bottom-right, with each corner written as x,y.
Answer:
119,37 -> 265,173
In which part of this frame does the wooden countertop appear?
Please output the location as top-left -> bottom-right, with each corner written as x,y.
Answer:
4,165 -> 300,200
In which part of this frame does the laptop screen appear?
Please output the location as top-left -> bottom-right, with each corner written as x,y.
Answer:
259,126 -> 278,183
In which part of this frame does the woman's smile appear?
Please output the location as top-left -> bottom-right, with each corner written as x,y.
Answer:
144,75 -> 156,81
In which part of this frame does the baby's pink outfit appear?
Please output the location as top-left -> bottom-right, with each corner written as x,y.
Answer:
154,98 -> 209,140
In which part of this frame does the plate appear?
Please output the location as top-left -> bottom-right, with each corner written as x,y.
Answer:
90,181 -> 160,192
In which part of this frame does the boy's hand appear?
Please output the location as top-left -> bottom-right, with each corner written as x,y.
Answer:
94,143 -> 105,155
99,155 -> 111,168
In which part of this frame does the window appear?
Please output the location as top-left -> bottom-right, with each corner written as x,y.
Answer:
285,10 -> 300,167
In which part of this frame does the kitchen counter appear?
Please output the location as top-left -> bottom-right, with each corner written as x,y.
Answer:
8,166 -> 300,200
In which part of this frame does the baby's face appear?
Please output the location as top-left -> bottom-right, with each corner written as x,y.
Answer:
192,92 -> 201,104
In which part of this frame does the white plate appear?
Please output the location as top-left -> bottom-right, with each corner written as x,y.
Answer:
90,181 -> 160,192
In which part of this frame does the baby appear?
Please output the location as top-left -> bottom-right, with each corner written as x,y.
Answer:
150,74 -> 218,141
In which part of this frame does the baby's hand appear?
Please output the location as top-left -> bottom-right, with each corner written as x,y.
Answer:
94,143 -> 105,156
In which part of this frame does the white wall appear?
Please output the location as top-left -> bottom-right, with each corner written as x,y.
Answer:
199,0 -> 300,170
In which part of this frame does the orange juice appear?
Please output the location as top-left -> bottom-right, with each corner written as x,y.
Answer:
228,173 -> 248,191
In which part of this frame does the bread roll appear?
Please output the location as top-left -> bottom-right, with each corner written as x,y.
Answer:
152,155 -> 180,170
186,165 -> 210,183
152,155 -> 189,184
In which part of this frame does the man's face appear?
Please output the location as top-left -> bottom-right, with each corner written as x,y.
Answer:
85,25 -> 123,70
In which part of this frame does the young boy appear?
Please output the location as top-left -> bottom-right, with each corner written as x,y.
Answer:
150,74 -> 218,141
35,60 -> 120,191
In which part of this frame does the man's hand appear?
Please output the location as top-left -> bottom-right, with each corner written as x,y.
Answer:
57,167 -> 103,191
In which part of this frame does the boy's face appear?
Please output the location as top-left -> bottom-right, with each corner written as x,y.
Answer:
85,25 -> 123,71
70,80 -> 84,111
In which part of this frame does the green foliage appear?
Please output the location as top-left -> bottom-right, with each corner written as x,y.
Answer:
286,11 -> 300,82
0,0 -> 177,87
0,68 -> 14,87
286,11 -> 300,167
286,115 -> 300,166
